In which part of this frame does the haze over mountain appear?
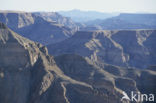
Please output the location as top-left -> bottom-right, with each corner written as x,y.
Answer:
58,9 -> 119,22
0,22 -> 156,103
48,30 -> 156,69
1,11 -> 156,46
1,0 -> 156,102
85,13 -> 156,30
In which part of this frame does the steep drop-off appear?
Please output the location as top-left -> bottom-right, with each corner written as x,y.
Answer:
0,22 -> 156,103
48,30 -> 156,68
0,11 -> 77,45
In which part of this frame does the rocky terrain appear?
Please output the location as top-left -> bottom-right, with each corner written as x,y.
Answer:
84,13 -> 156,30
0,11 -> 78,45
34,12 -> 79,31
1,11 -> 156,46
54,54 -> 156,99
1,22 -> 156,103
0,10 -> 156,103
48,30 -> 156,68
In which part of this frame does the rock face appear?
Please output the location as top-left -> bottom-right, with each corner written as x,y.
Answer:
0,22 -> 122,103
34,12 -> 79,31
0,11 -> 35,30
0,22 -> 156,103
0,22 -> 55,103
54,54 -> 156,102
48,30 -> 156,68
0,11 -> 77,45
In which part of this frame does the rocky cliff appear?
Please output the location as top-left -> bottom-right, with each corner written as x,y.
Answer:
0,22 -> 122,103
55,54 -> 156,100
0,22 -> 89,103
0,22 -> 156,103
0,11 -> 77,45
48,30 -> 156,68
34,12 -> 79,31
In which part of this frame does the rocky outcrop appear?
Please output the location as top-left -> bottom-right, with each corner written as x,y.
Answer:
0,22 -> 72,103
0,11 -> 35,30
54,54 -> 156,103
0,11 -> 77,45
48,30 -> 156,68
0,22 -> 56,103
0,22 -> 124,103
34,12 -> 79,31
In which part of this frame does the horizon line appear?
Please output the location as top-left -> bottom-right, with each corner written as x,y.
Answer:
0,9 -> 156,14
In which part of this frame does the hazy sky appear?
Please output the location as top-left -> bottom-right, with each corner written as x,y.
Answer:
0,0 -> 156,13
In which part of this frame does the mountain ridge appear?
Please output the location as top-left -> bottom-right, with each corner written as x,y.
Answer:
0,22 -> 156,103
0,11 -> 79,45
58,9 -> 119,22
48,30 -> 156,68
84,13 -> 156,30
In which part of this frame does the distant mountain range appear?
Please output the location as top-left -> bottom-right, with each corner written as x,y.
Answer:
0,11 -> 156,46
84,13 -> 156,30
58,9 -> 119,22
0,22 -> 156,103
